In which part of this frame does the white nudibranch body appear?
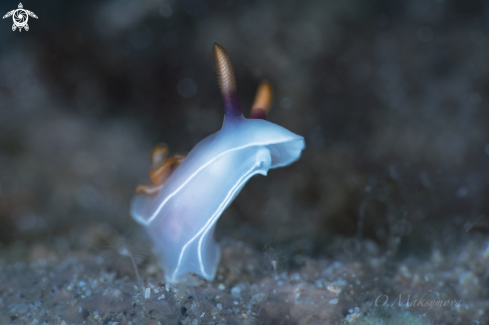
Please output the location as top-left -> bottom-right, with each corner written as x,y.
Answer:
130,43 -> 305,282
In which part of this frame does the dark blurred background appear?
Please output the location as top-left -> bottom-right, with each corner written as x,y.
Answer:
0,0 -> 488,268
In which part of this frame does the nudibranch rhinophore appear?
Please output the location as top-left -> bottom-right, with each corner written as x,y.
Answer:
130,43 -> 305,282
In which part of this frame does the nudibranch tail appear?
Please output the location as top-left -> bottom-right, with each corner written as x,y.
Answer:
213,42 -> 242,117
250,80 -> 273,120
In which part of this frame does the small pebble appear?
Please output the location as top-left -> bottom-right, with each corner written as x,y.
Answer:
231,286 -> 241,297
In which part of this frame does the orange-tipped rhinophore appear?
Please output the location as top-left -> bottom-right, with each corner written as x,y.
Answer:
250,80 -> 273,119
213,42 -> 237,98
213,42 -> 242,117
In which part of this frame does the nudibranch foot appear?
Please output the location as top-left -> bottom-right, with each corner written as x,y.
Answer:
130,42 -> 305,283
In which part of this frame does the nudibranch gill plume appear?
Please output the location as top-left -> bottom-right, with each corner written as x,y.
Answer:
130,43 -> 305,282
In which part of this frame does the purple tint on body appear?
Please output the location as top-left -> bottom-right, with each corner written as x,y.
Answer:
223,91 -> 242,117
250,108 -> 267,120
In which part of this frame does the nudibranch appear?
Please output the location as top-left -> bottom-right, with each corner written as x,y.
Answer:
130,43 -> 305,282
